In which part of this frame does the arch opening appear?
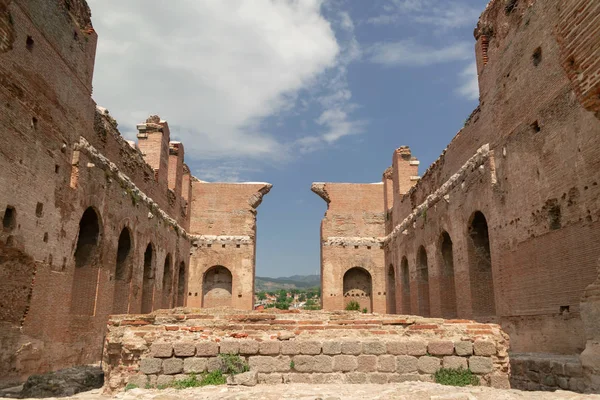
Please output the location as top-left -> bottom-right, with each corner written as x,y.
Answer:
387,264 -> 396,314
202,265 -> 232,308
161,254 -> 173,309
71,207 -> 101,316
468,211 -> 496,317
439,231 -> 458,318
176,262 -> 185,307
343,267 -> 372,312
113,227 -> 133,314
417,246 -> 430,317
141,243 -> 154,314
401,257 -> 411,314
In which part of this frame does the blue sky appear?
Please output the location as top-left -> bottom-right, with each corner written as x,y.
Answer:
88,0 -> 487,278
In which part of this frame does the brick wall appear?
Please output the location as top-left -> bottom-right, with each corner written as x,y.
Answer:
102,310 -> 510,392
188,182 -> 272,310
312,183 -> 387,313
383,0 -> 600,356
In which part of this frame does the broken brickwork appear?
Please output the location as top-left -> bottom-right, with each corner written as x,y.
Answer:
102,309 -> 510,391
188,182 -> 272,310
0,0 -> 270,386
313,0 -> 600,392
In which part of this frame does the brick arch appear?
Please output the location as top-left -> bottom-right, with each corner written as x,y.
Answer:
161,253 -> 173,309
176,261 -> 186,307
416,245 -> 430,317
113,226 -> 133,314
202,265 -> 232,308
343,267 -> 372,312
467,210 -> 496,317
400,256 -> 411,314
439,231 -> 458,318
141,242 -> 155,314
387,264 -> 396,314
70,206 -> 102,316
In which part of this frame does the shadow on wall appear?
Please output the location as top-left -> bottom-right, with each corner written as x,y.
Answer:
343,267 -> 372,312
203,265 -> 232,308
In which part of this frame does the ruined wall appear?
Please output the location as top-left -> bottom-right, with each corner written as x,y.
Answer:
103,309 -> 510,391
188,182 -> 272,310
312,183 -> 386,313
0,0 -> 191,384
385,0 -> 600,355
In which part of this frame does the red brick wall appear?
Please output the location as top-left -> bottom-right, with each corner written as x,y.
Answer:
386,0 -> 600,354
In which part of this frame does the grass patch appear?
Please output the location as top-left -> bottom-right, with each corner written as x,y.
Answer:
124,383 -> 138,391
219,353 -> 249,375
169,371 -> 226,389
345,300 -> 360,311
434,367 -> 480,387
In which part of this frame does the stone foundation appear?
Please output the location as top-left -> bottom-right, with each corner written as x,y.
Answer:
103,309 -> 510,392
509,353 -> 589,393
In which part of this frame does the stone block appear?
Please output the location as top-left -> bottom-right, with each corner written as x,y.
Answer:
443,356 -> 468,370
389,374 -> 420,383
387,342 -> 407,355
341,341 -> 362,355
473,340 -> 496,356
280,341 -> 299,355
322,341 -> 341,355
538,359 -> 552,374
140,358 -> 162,375
557,376 -> 569,390
156,375 -> 174,387
396,355 -> 418,374
363,341 -> 386,355
283,373 -> 312,384
357,355 -> 377,372
345,372 -> 367,384
526,370 -> 540,383
314,355 -> 334,373
565,362 -> 583,377
127,374 -> 148,388
417,356 -> 441,374
150,343 -> 173,358
220,340 -> 240,355
299,341 -> 321,355
292,355 -> 315,372
428,341 -> 454,356
406,341 -> 427,356
469,356 -> 493,374
162,358 -> 183,375
333,355 -> 358,372
239,340 -> 259,355
226,370 -> 257,386
257,373 -> 283,384
207,357 -> 224,372
183,358 -> 207,373
196,342 -> 219,357
541,373 -> 556,387
550,360 -> 565,376
490,374 -> 510,389
454,341 -> 473,356
259,341 -> 280,355
568,377 -> 586,393
378,355 -> 396,372
311,373 -> 344,384
249,356 -> 290,373
369,373 -> 389,384
173,342 -> 195,357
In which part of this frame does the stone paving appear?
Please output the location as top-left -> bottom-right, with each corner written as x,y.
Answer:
17,383 -> 600,400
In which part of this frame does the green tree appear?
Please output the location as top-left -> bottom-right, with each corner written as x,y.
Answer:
298,293 -> 307,302
257,291 -> 267,301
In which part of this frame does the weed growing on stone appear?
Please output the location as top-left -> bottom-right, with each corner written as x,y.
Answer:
345,300 -> 360,311
362,308 -> 368,313
124,383 -> 138,391
169,371 -> 226,389
290,360 -> 295,370
434,367 -> 479,387
219,353 -> 249,375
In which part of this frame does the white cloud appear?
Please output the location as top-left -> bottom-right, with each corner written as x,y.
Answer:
456,61 -> 479,100
367,0 -> 481,29
88,0 -> 341,164
368,40 -> 472,67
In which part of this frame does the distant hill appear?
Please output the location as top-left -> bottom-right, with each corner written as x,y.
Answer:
255,275 -> 320,292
